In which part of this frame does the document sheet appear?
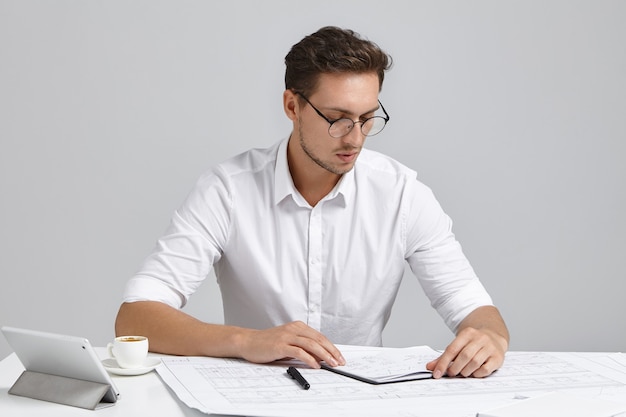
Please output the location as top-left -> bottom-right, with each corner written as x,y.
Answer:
156,346 -> 626,417
476,391 -> 626,417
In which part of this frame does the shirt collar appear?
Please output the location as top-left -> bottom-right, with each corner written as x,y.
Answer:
274,137 -> 353,208
274,138 -> 296,205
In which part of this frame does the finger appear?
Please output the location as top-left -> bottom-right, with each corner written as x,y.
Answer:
292,333 -> 345,367
470,355 -> 501,378
428,327 -> 481,378
446,342 -> 482,377
470,346 -> 506,378
426,357 -> 444,379
427,354 -> 451,379
289,322 -> 346,366
429,339 -> 466,378
455,346 -> 489,377
314,340 -> 345,366
281,344 -> 323,369
281,322 -> 345,367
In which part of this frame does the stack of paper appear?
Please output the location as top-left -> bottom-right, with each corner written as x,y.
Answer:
321,345 -> 439,384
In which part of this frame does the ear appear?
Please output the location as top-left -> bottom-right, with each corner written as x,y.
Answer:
283,89 -> 299,122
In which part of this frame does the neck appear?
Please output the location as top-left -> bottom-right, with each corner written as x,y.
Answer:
287,136 -> 341,207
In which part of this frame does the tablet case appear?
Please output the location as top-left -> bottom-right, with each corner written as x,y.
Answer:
1,326 -> 118,410
9,370 -> 114,410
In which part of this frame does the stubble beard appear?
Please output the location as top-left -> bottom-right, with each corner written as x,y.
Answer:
298,124 -> 357,176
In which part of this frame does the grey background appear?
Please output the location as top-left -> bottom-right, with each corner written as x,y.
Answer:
1,0 -> 625,360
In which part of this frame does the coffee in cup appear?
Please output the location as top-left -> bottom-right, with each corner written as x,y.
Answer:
107,335 -> 149,369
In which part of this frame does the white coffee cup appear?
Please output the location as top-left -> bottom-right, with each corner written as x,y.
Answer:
107,335 -> 149,369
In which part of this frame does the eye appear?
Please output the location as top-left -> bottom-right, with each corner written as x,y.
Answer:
362,110 -> 376,119
326,112 -> 346,121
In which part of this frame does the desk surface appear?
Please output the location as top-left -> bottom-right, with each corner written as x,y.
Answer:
0,348 -> 216,417
2,348 -> 626,417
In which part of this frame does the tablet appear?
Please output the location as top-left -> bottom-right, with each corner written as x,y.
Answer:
1,326 -> 120,404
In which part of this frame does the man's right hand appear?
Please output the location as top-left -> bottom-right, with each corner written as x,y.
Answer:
236,321 -> 346,369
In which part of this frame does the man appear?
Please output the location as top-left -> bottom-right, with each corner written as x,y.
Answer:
115,26 -> 509,379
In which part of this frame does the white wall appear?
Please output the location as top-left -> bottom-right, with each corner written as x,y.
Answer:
1,0 -> 625,360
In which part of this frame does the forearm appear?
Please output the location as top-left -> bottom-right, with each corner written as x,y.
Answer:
115,301 -> 247,357
115,300 -> 345,369
457,305 -> 510,350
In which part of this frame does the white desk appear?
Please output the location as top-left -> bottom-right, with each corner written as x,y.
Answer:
0,348 -> 224,417
2,348 -> 626,417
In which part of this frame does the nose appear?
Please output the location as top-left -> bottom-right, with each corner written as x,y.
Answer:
341,121 -> 366,147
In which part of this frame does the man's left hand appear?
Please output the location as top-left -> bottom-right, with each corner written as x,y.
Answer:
426,306 -> 509,378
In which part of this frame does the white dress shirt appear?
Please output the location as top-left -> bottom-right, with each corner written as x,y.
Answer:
123,138 -> 493,346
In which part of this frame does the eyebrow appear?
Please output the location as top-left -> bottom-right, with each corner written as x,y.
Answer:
323,103 -> 381,118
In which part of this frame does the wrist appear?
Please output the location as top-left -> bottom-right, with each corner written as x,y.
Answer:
485,328 -> 509,353
228,326 -> 254,359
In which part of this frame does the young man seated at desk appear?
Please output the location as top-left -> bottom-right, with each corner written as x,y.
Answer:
115,26 -> 509,379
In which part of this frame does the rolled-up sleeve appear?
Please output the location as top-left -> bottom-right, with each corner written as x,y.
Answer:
122,168 -> 231,308
404,180 -> 493,332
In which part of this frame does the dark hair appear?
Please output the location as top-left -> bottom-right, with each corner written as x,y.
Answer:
285,26 -> 392,97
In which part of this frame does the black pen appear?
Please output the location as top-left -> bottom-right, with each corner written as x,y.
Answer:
287,366 -> 310,390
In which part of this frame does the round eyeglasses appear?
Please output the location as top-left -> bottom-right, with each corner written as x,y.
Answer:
296,92 -> 390,138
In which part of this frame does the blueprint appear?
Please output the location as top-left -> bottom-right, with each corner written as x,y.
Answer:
156,345 -> 626,417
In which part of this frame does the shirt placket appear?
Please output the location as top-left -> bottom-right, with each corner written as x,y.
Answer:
306,204 -> 323,330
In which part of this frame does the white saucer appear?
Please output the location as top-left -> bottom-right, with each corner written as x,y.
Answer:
102,357 -> 161,376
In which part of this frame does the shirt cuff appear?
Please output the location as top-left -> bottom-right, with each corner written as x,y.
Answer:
440,279 -> 494,332
122,275 -> 186,309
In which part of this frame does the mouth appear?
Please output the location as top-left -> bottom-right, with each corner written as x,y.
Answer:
336,149 -> 359,163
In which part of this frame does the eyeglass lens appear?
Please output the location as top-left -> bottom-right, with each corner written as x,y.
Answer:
329,117 -> 387,138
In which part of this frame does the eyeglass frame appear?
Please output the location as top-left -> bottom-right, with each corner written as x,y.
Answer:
294,91 -> 390,138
